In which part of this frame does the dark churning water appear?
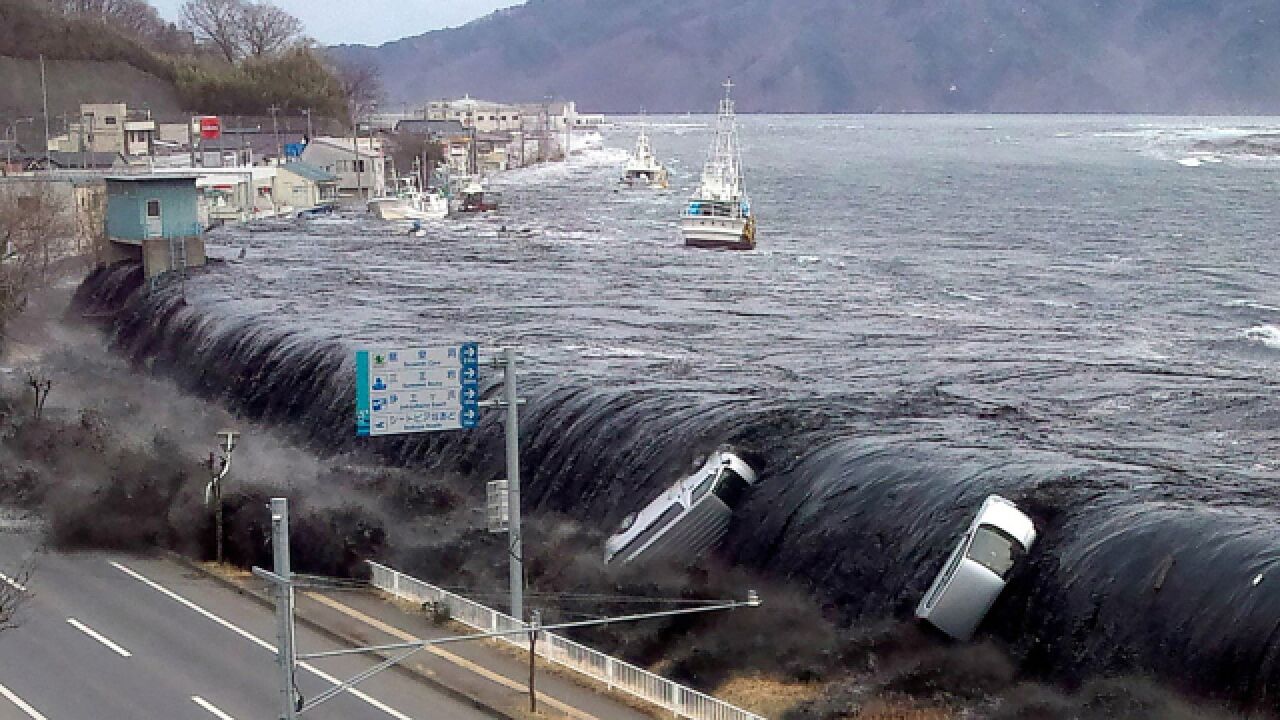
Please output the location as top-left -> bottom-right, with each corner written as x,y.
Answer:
81,115 -> 1280,708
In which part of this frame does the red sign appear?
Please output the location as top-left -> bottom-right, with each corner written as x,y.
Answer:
199,116 -> 221,140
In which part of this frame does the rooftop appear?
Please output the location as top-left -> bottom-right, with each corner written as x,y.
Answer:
280,161 -> 339,183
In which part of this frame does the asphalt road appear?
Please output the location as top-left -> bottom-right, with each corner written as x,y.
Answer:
0,540 -> 496,720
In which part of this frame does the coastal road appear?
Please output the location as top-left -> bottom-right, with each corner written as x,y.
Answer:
0,541 -> 496,720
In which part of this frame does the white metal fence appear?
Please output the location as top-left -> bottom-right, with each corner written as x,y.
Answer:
367,561 -> 765,720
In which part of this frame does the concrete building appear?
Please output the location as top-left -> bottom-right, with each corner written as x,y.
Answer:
103,176 -> 206,279
516,100 -> 579,134
394,119 -> 468,140
50,103 -> 157,160
425,97 -> 523,133
274,162 -> 339,213
299,137 -> 386,198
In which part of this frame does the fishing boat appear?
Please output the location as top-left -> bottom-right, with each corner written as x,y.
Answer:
456,177 -> 501,213
680,79 -> 755,250
368,177 -> 449,221
621,122 -> 669,188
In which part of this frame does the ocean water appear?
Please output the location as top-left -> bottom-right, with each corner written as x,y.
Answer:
88,115 -> 1280,704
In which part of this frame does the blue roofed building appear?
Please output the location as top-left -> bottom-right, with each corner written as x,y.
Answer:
104,175 -> 206,279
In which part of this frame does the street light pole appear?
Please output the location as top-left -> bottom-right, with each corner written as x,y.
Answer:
206,430 -> 239,565
268,104 -> 282,164
4,118 -> 33,175
269,498 -> 298,720
502,347 -> 524,622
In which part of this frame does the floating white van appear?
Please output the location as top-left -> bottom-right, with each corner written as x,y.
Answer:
916,495 -> 1037,640
604,452 -> 757,566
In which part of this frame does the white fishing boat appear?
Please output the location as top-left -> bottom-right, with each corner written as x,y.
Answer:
621,122 -> 669,188
455,177 -> 501,213
680,79 -> 756,251
368,177 -> 449,221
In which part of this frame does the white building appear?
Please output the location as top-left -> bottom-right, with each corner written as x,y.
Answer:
299,137 -> 386,198
425,96 -> 523,133
49,103 -> 156,160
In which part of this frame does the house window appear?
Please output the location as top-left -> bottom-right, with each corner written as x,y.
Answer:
356,159 -> 366,173
105,117 -> 117,125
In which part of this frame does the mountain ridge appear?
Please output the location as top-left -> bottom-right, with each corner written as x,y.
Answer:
332,0 -> 1280,113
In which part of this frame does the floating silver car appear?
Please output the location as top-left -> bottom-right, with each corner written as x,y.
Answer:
604,451 -> 758,566
916,494 -> 1037,640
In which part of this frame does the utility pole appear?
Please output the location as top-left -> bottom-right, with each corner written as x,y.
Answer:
540,97 -> 550,163
270,498 -> 298,720
468,125 -> 477,177
351,103 -> 363,200
527,609 -> 540,712
268,104 -> 282,164
206,430 -> 239,565
502,347 -> 524,621
39,55 -> 51,172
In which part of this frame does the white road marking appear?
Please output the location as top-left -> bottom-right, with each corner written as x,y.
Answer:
109,561 -> 412,720
0,682 -> 50,720
66,618 -> 132,658
0,571 -> 27,593
192,695 -> 236,719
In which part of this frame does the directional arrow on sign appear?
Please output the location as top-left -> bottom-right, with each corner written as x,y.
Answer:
463,366 -> 478,380
463,387 -> 478,401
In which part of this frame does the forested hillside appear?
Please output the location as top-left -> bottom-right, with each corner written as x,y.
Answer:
0,0 -> 349,123
334,0 -> 1280,113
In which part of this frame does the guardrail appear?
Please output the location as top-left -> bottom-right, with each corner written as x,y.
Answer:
367,561 -> 765,720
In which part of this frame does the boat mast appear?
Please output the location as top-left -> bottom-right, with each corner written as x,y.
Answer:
702,78 -> 741,199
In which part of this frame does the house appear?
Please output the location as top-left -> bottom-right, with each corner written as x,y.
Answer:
299,137 -> 386,198
274,162 -> 339,212
103,175 -> 206,279
473,132 -> 514,173
153,166 -> 276,224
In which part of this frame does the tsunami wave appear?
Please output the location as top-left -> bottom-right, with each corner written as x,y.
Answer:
73,261 -> 1280,710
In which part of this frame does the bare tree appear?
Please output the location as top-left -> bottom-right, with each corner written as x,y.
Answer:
335,57 -> 384,124
0,561 -> 31,635
48,0 -> 169,40
25,368 -> 52,420
181,0 -> 304,63
0,182 -> 71,354
240,1 -> 303,58
182,0 -> 245,63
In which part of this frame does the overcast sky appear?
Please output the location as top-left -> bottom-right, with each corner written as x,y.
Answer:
148,0 -> 525,46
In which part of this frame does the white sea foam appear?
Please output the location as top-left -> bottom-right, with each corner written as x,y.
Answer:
1226,299 -> 1280,313
1177,157 -> 1203,167
1241,325 -> 1280,350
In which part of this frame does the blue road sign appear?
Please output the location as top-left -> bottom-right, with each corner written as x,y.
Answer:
356,342 -> 480,436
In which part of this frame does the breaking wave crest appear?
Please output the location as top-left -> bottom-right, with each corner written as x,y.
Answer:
73,262 -> 1280,711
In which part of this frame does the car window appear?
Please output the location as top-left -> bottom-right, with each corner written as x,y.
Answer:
616,503 -> 685,560
696,471 -> 716,504
966,525 -> 1022,579
712,468 -> 750,507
